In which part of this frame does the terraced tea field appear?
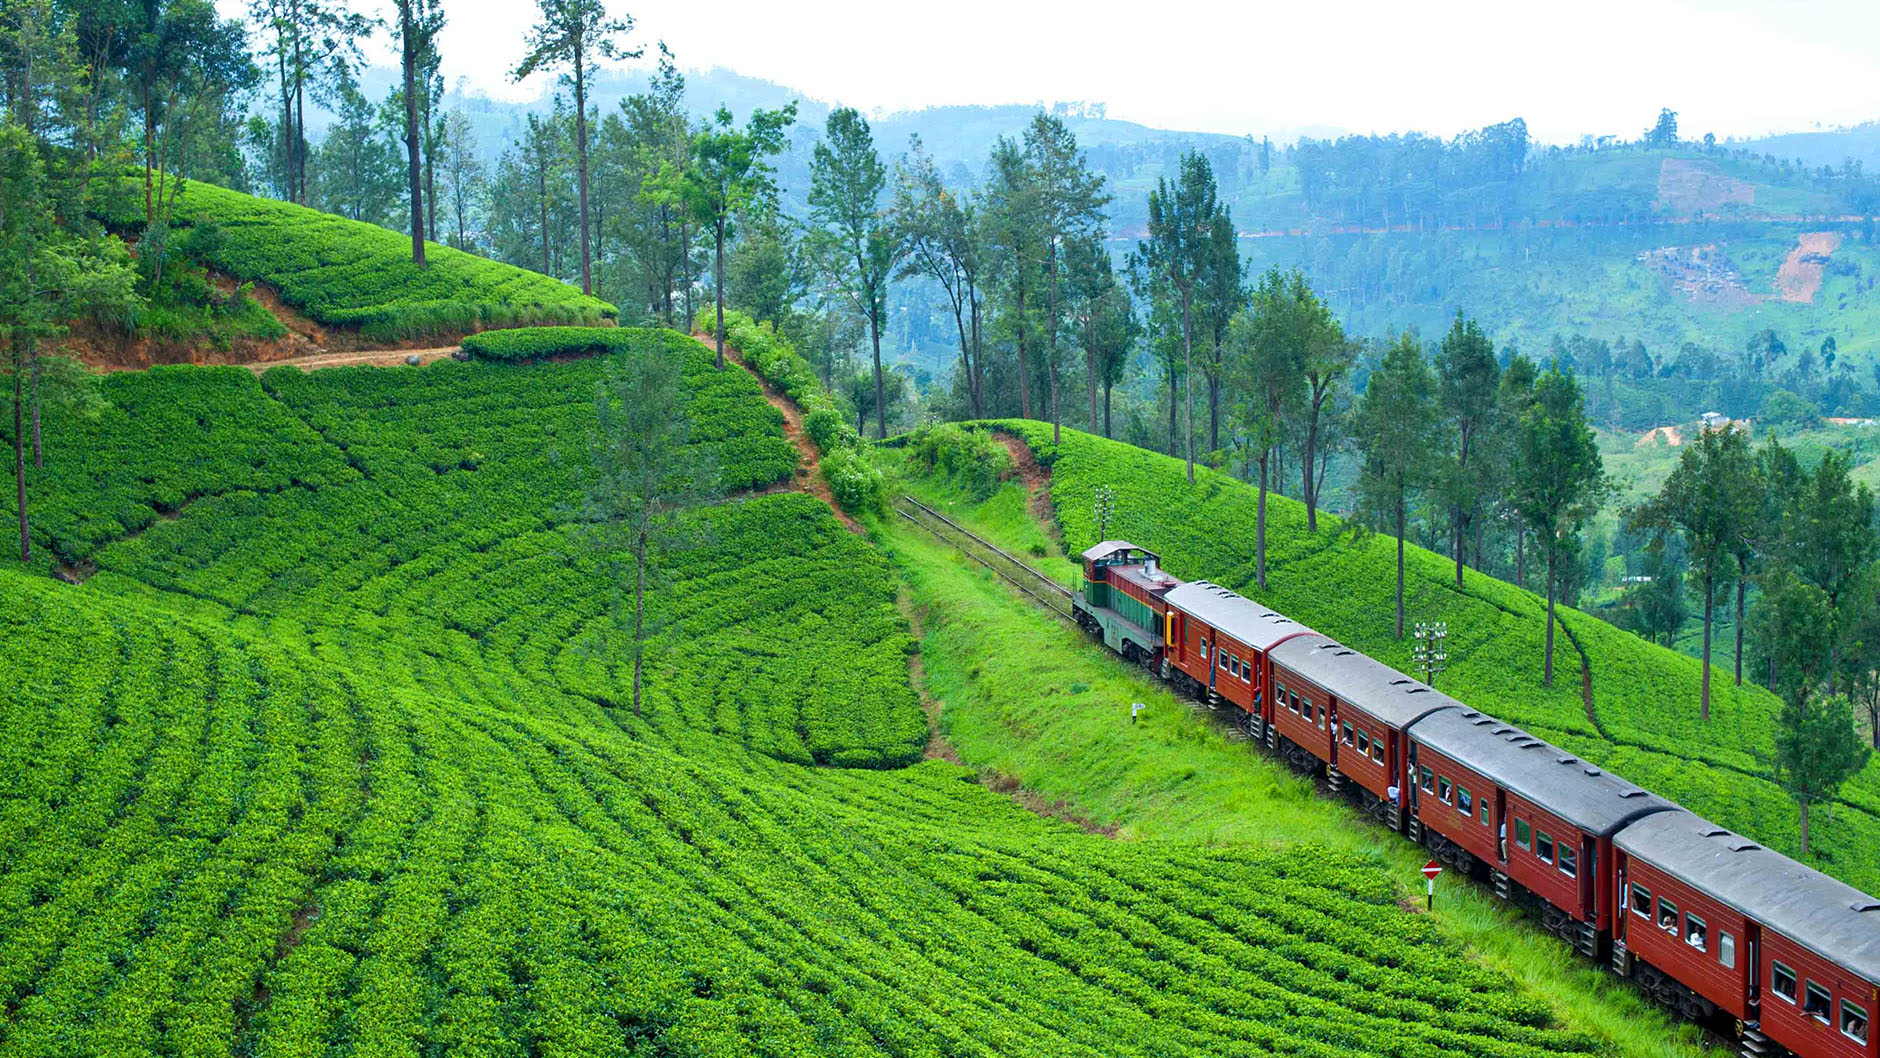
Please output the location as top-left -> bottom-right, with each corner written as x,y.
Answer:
0,329 -> 1625,1055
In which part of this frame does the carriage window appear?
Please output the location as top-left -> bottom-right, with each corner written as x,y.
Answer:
1718,932 -> 1735,968
1438,777 -> 1452,805
1805,981 -> 1832,1022
1628,883 -> 1649,918
1772,962 -> 1797,1003
1420,766 -> 1434,793
1354,729 -> 1369,755
1557,844 -> 1577,877
1536,831 -> 1554,864
1843,999 -> 1868,1044
1371,736 -> 1385,763
1220,652 -> 1230,672
1657,898 -> 1678,934
1685,914 -> 1706,951
1341,722 -> 1354,746
1200,639 -> 1209,659
1479,798 -> 1491,826
1457,787 -> 1473,815
1517,820 -> 1533,852
1241,665 -> 1252,684
1302,700 -> 1315,723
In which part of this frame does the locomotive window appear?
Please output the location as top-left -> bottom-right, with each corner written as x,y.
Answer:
1657,898 -> 1678,935
1685,914 -> 1706,951
1771,962 -> 1796,1003
1536,831 -> 1554,864
1843,999 -> 1868,1044
1457,786 -> 1473,815
1718,932 -> 1735,969
1557,844 -> 1577,877
1517,820 -> 1533,851
1804,981 -> 1831,1022
1420,766 -> 1434,793
1370,737 -> 1384,764
1628,882 -> 1649,918
1438,777 -> 1452,805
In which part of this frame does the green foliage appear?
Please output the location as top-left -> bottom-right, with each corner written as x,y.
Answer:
1761,388 -> 1822,430
459,324 -> 634,361
1777,694 -> 1875,854
996,420 -> 1880,892
710,307 -> 863,448
821,446 -> 887,515
98,176 -> 616,339
904,422 -> 1013,501
803,407 -> 848,455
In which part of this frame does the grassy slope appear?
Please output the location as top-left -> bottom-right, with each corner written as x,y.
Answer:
992,421 -> 1880,895
0,333 -> 1612,1056
885,470 -> 1707,1057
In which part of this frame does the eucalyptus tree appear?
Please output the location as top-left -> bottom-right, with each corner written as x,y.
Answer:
512,0 -> 637,296
616,46 -> 692,326
1194,204 -> 1242,454
809,107 -> 893,438
394,0 -> 443,264
1626,423 -> 1757,719
1436,311 -> 1501,587
892,135 -> 985,417
1021,113 -> 1108,445
1510,363 -> 1606,686
1353,331 -> 1440,638
687,102 -> 795,369
1137,150 -> 1217,483
1064,234 -> 1128,435
980,136 -> 1042,419
1298,320 -> 1353,532
247,0 -> 372,204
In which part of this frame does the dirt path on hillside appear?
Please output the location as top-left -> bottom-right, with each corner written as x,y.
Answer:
1776,231 -> 1842,304
695,334 -> 863,535
245,347 -> 462,374
992,430 -> 1059,538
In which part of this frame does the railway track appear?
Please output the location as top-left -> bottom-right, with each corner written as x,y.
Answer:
894,496 -> 1077,622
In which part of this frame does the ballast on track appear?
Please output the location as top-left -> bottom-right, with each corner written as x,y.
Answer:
894,495 -> 1076,622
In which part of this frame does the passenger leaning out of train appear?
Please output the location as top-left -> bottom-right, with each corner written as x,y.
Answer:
1387,784 -> 1400,807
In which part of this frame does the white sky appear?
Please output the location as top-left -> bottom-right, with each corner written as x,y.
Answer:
233,0 -> 1880,143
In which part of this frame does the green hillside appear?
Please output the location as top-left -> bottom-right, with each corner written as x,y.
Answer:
0,331 -> 1617,1055
998,422 -> 1880,894
103,179 -> 616,341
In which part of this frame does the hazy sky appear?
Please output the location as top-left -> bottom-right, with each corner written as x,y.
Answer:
249,0 -> 1880,143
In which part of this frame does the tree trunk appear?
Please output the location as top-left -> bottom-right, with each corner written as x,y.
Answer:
1048,251 -> 1061,445
573,53 -> 592,295
14,362 -> 28,563
1544,550 -> 1557,686
1515,529 -> 1525,590
1735,576 -> 1747,686
1015,284 -> 1032,419
538,150 -> 550,277
714,218 -> 727,370
1395,487 -> 1406,639
1166,366 -> 1177,456
871,299 -> 886,440
1208,373 -> 1220,454
1103,381 -> 1113,438
30,357 -> 42,468
1181,289 -> 1194,484
400,2 -> 426,267
1086,324 -> 1098,435
1799,800 -> 1810,857
1303,400 -> 1320,531
1700,572 -> 1714,721
968,283 -> 985,417
1257,452 -> 1270,589
1454,501 -> 1466,588
633,526 -> 646,716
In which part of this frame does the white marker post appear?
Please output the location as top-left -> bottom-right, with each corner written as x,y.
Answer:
1422,860 -> 1443,910
1130,702 -> 1144,725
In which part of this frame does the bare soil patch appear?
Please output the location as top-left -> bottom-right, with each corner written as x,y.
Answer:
991,430 -> 1057,537
1635,244 -> 1759,309
1636,425 -> 1683,448
982,769 -> 1119,837
1656,158 -> 1755,216
1776,231 -> 1841,304
247,347 -> 462,374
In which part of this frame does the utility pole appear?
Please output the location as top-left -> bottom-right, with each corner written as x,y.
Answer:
1412,620 -> 1449,687
1094,485 -> 1117,541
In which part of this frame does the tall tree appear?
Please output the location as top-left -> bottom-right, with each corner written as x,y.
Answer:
579,337 -> 716,715
892,136 -> 985,417
512,0 -> 636,296
1783,450 -> 1878,687
437,108 -> 482,247
1193,205 -> 1241,455
808,107 -> 892,438
1021,113 -> 1108,445
687,102 -> 795,369
1065,235 -> 1126,436
980,135 -> 1040,419
247,0 -> 370,204
1777,694 -> 1871,857
1740,436 -> 1801,684
1627,423 -> 1757,719
1436,311 -> 1501,587
1231,268 -> 1331,589
1299,323 -> 1353,532
1137,150 -> 1217,483
1510,363 -> 1606,686
393,0 -> 442,265
0,124 -> 136,562
1353,331 -> 1440,638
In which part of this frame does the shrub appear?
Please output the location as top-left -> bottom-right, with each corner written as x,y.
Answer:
459,325 -> 631,362
822,447 -> 887,516
904,423 -> 1013,501
804,407 -> 849,454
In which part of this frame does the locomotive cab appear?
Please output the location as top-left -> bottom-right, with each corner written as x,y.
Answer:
1073,541 -> 1173,666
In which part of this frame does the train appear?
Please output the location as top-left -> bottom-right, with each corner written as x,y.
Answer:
1071,540 -> 1880,1058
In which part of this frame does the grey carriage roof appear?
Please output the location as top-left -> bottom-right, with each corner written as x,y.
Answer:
1407,708 -> 1677,836
1163,581 -> 1316,653
1616,810 -> 1880,983
1080,540 -> 1157,563
1270,636 -> 1465,729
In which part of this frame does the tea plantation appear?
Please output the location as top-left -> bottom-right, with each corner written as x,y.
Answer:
0,329 -> 1616,1055
1000,421 -> 1880,894
101,180 -> 616,339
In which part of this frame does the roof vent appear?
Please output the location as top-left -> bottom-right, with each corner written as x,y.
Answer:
1406,687 -> 1429,695
1334,650 -> 1355,656
1557,756 -> 1577,765
1472,717 -> 1493,726
1492,727 -> 1514,735
1729,841 -> 1759,852
1701,828 -> 1730,838
1390,678 -> 1411,686
1854,902 -> 1880,913
1582,766 -> 1602,776
1618,790 -> 1648,798
1462,710 -> 1482,719
1519,741 -> 1544,750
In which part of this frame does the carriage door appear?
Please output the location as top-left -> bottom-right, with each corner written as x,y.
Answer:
1495,791 -> 1508,863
